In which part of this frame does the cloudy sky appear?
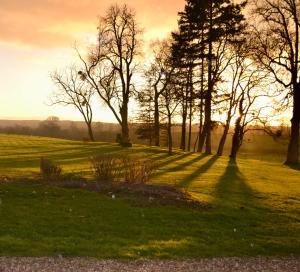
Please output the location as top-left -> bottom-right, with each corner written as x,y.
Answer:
0,0 -> 185,121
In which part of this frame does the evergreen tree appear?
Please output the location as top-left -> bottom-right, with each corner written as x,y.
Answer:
173,0 -> 246,154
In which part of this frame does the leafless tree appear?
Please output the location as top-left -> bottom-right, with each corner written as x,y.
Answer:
77,4 -> 142,147
228,62 -> 271,160
197,34 -> 241,154
160,80 -> 180,155
142,39 -> 174,147
50,67 -> 95,141
252,0 -> 300,164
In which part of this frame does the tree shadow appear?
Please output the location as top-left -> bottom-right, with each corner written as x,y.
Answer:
154,153 -> 207,177
154,152 -> 192,168
178,155 -> 219,188
285,163 -> 300,171
214,158 -> 254,207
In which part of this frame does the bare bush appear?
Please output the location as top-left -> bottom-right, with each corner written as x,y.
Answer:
91,153 -> 155,184
122,156 -> 155,184
40,157 -> 62,180
91,154 -> 122,183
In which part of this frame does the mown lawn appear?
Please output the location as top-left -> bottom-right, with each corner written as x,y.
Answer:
0,134 -> 299,258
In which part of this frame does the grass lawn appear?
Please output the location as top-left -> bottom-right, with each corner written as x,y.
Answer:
0,133 -> 299,258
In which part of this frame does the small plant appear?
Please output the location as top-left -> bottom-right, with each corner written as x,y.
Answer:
40,157 -> 62,180
122,156 -> 155,184
91,153 -> 155,184
91,154 -> 121,183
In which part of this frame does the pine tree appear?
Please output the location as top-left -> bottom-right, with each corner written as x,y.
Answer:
174,0 -> 246,154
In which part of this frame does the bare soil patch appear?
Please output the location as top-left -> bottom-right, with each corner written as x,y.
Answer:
52,178 -> 211,209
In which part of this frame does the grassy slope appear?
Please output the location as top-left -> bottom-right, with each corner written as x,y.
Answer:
0,134 -> 299,258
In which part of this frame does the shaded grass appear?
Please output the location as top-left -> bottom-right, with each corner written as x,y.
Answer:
178,155 -> 219,188
0,134 -> 299,258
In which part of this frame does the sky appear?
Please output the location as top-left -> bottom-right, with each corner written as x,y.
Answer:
0,0 -> 185,122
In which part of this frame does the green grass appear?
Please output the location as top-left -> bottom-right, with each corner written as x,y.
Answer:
0,133 -> 299,258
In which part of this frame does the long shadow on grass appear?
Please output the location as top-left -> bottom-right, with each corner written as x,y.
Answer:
154,153 -> 206,178
214,158 -> 254,207
178,155 -> 219,188
154,152 -> 193,169
168,153 -> 207,172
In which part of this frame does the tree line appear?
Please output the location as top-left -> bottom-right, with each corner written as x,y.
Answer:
51,0 -> 300,165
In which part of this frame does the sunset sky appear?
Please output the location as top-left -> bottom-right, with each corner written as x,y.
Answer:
0,0 -> 185,122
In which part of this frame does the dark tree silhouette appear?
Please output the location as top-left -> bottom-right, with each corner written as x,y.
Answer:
252,0 -> 300,165
228,57 -> 270,160
142,40 -> 174,147
174,0 -> 246,154
160,75 -> 180,155
135,90 -> 155,146
51,67 -> 95,141
77,4 -> 142,147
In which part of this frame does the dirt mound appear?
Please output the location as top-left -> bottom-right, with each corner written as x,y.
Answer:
40,178 -> 211,209
109,182 -> 211,208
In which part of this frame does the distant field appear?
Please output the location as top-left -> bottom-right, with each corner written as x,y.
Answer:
0,133 -> 299,258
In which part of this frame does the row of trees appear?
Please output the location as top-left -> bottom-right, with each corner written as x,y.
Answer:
51,0 -> 300,164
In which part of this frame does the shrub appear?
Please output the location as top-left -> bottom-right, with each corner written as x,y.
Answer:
91,154 -> 121,183
91,153 -> 155,184
40,157 -> 62,180
122,156 -> 155,184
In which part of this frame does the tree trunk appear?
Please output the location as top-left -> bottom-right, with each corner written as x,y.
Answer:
194,99 -> 203,153
120,103 -> 131,147
121,122 -> 131,147
230,117 -> 242,160
286,85 -> 300,164
180,105 -> 187,151
198,130 -> 206,153
197,26 -> 205,153
154,93 -> 160,147
168,114 -> 173,155
87,122 -> 95,142
217,122 -> 230,156
204,0 -> 213,155
188,100 -> 193,152
204,91 -> 212,154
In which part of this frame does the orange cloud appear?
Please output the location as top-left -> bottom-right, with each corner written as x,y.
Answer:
0,0 -> 184,48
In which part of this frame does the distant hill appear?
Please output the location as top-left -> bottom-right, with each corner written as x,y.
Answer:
0,119 -> 120,130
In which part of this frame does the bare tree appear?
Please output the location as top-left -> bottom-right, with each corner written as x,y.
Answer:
160,77 -> 180,155
215,40 -> 251,156
51,67 -> 95,141
252,0 -> 300,164
77,4 -> 142,147
142,39 -> 174,147
228,62 -> 270,160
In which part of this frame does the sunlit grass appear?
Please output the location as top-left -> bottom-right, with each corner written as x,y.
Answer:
0,133 -> 299,258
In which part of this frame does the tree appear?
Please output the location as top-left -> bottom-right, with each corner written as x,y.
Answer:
175,0 -> 246,154
252,0 -> 300,164
172,65 -> 194,151
216,42 -> 246,156
160,74 -> 180,155
228,58 -> 270,160
135,89 -> 155,146
37,117 -> 62,138
172,18 -> 197,152
143,39 -> 174,147
77,4 -> 142,147
51,67 -> 95,141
